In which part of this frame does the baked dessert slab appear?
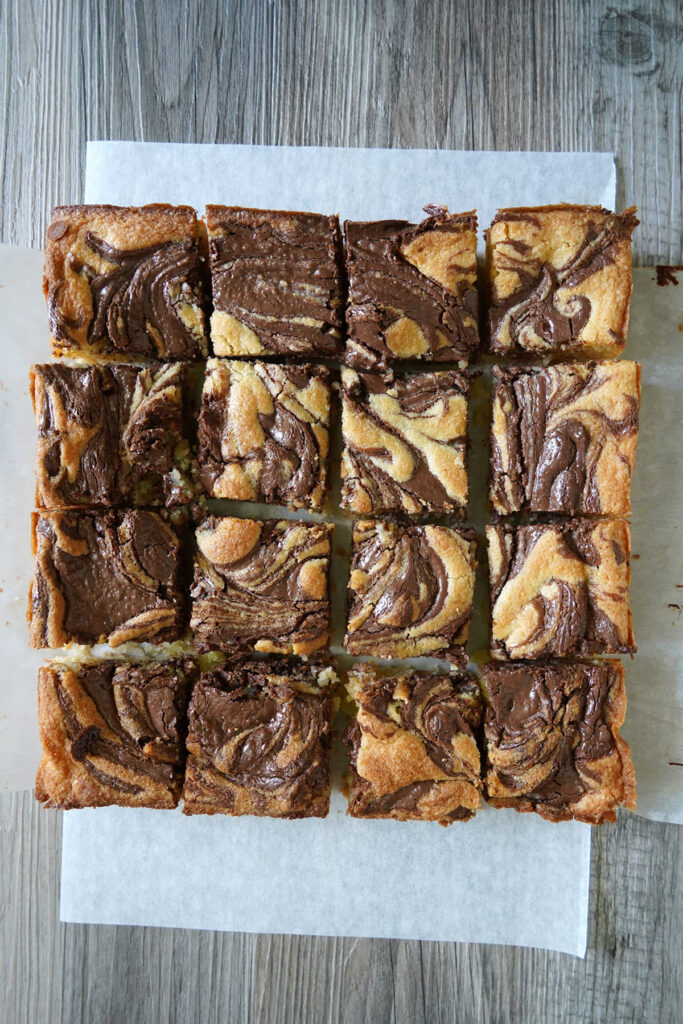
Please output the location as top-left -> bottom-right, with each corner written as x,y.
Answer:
345,520 -> 476,660
206,205 -> 344,358
490,361 -> 641,516
482,660 -> 635,824
486,204 -> 638,358
198,359 -> 331,510
344,663 -> 483,824
190,516 -> 332,655
44,204 -> 208,361
344,206 -> 479,369
487,520 -> 635,660
29,509 -> 186,648
183,658 -> 336,817
340,366 -> 469,517
31,362 -> 193,509
36,658 -> 195,809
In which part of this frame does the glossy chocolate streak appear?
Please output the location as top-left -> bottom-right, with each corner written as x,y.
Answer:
490,363 -> 640,515
209,211 -> 343,355
51,232 -> 207,358
490,209 -> 637,349
484,662 -> 617,808
344,214 -> 479,368
341,368 -> 469,515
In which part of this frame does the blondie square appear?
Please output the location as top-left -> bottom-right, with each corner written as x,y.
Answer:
190,516 -> 332,655
29,509 -> 186,647
198,359 -> 331,510
486,204 -> 638,358
482,660 -> 636,824
344,663 -> 483,823
44,204 -> 208,361
35,658 -> 194,809
490,361 -> 641,516
344,206 -> 479,369
345,520 -> 476,660
31,362 -> 193,508
206,205 -> 344,357
340,367 -> 469,517
487,520 -> 635,660
182,658 -> 336,817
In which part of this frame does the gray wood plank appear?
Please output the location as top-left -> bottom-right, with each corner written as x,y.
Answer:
1,1 -> 681,1022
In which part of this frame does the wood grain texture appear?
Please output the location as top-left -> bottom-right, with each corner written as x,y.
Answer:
0,1 -> 681,1022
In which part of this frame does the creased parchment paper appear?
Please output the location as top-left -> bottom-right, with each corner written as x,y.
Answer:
1,144 -> 676,956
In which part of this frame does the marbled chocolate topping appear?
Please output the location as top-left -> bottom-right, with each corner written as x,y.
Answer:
49,232 -> 208,359
29,509 -> 184,647
341,367 -> 469,516
190,518 -> 331,654
490,362 -> 640,515
209,208 -> 344,356
344,211 -> 479,369
483,662 -> 618,811
489,208 -> 638,352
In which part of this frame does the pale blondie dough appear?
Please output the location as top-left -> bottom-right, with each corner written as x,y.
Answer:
490,361 -> 641,516
486,204 -> 638,358
190,516 -> 332,655
341,367 -> 469,517
198,360 -> 331,510
487,520 -> 635,660
482,660 -> 636,824
344,663 -> 483,824
345,520 -> 476,660
44,204 -> 208,360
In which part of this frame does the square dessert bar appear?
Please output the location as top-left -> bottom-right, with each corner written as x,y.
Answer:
345,520 -> 476,660
44,204 -> 208,361
183,658 -> 337,817
341,367 -> 469,517
482,660 -> 635,824
486,204 -> 638,358
344,206 -> 479,370
198,360 -> 331,510
206,205 -> 344,358
35,658 -> 195,809
31,362 -> 193,509
344,664 -> 483,823
487,520 -> 635,660
490,361 -> 641,516
29,509 -> 186,648
190,516 -> 332,655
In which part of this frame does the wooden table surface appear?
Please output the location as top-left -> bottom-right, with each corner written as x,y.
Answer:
1,2 -> 681,1022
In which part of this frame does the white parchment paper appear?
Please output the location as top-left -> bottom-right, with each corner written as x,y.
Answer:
2,144 -> 678,956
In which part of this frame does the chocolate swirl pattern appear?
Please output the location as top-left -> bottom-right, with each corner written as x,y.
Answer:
44,204 -> 208,360
341,367 -> 469,516
344,664 -> 483,823
490,361 -> 641,516
182,660 -> 335,817
206,206 -> 344,357
31,362 -> 193,509
487,521 -> 635,660
29,509 -> 186,648
344,208 -> 479,370
198,360 -> 331,510
345,520 -> 476,660
487,205 -> 638,357
190,517 -> 332,656
35,659 -> 194,809
482,661 -> 636,824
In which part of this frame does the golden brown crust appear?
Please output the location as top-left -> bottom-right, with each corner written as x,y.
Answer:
44,204 -> 208,361
482,660 -> 636,824
486,205 -> 637,358
35,660 -> 193,809
344,664 -> 483,824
